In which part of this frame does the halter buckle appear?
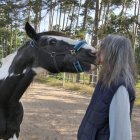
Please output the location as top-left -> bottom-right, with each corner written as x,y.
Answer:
70,50 -> 76,55
51,52 -> 55,57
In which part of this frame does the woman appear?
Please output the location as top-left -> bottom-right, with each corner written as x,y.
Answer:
77,35 -> 137,140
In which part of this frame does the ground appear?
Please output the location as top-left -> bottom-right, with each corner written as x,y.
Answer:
19,82 -> 140,140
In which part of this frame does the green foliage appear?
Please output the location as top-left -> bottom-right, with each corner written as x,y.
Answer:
110,0 -> 134,6
135,38 -> 140,75
98,12 -> 136,39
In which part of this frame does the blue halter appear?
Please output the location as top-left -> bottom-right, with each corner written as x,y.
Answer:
73,40 -> 87,72
29,40 -> 37,48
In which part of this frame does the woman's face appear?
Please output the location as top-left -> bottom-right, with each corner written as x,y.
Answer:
97,48 -> 105,64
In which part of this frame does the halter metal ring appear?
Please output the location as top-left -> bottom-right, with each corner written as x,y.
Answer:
51,52 -> 55,57
70,50 -> 76,55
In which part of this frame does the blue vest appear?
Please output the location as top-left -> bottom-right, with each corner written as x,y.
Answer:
77,79 -> 135,140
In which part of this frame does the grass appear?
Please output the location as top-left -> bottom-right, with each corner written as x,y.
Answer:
35,76 -> 94,94
35,76 -> 140,105
136,79 -> 140,88
135,79 -> 140,105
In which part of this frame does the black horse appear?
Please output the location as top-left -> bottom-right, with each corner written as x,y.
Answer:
0,22 -> 97,140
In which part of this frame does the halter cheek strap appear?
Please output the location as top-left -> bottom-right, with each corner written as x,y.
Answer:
73,41 -> 87,72
29,40 -> 37,48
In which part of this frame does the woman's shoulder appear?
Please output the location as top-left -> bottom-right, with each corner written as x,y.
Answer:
114,85 -> 129,99
111,85 -> 129,106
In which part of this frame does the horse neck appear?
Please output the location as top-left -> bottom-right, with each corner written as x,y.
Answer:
32,48 -> 54,73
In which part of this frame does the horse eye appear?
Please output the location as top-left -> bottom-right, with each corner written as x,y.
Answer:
49,38 -> 57,45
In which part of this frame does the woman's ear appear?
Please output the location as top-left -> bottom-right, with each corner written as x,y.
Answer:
25,22 -> 38,40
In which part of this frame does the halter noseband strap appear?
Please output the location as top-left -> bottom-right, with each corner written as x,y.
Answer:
73,40 -> 87,72
30,40 -> 87,73
74,40 -> 87,52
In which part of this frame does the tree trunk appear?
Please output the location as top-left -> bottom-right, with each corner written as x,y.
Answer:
103,1 -> 110,35
51,0 -> 57,30
65,6 -> 72,29
69,3 -> 76,31
49,0 -> 53,30
75,0 -> 82,29
9,22 -> 13,55
91,0 -> 99,46
132,0 -> 139,50
91,0 -> 99,86
62,5 -> 67,30
76,73 -> 80,83
56,4 -> 59,26
82,3 -> 88,30
34,0 -> 42,32
58,3 -> 62,31
99,0 -> 103,21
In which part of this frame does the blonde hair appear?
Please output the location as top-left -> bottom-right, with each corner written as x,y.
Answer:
99,35 -> 137,88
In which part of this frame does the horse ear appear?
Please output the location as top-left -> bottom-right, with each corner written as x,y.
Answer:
25,22 -> 37,40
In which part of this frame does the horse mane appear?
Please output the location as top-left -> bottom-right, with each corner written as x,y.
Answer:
38,31 -> 69,37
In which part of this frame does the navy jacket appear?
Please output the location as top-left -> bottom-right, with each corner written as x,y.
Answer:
77,80 -> 135,140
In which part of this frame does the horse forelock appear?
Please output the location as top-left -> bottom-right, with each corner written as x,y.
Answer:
38,31 -> 78,45
38,31 -> 68,37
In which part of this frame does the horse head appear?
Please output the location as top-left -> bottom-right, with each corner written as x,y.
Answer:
25,22 -> 97,74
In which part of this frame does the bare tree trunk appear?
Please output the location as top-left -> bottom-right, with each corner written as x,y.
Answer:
91,0 -> 99,46
101,4 -> 106,25
9,22 -> 13,54
103,1 -> 110,35
132,0 -> 140,50
62,8 -> 66,30
49,0 -> 53,30
75,0 -> 82,29
76,73 -> 80,83
119,0 -> 126,30
51,0 -> 57,29
27,0 -> 32,22
120,0 -> 126,16
56,4 -> 59,26
82,3 -> 88,30
99,0 -> 103,21
69,3 -> 76,31
58,3 -> 62,31
65,6 -> 72,29
91,0 -> 99,86
34,0 -> 42,32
